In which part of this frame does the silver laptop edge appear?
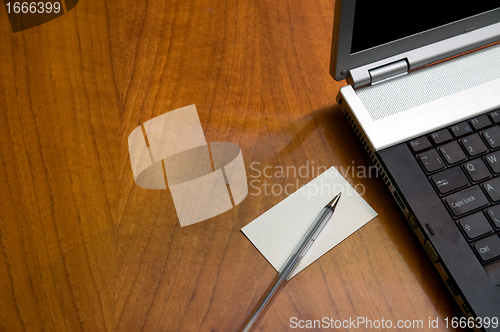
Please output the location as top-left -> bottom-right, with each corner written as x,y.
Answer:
339,42 -> 500,152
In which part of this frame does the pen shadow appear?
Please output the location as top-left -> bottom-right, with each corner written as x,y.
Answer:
277,103 -> 463,320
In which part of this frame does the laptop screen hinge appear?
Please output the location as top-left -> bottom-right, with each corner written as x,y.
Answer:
368,59 -> 409,85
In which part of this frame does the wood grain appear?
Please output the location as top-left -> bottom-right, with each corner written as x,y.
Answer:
0,0 -> 465,331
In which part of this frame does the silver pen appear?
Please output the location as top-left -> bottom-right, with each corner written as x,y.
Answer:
239,192 -> 342,332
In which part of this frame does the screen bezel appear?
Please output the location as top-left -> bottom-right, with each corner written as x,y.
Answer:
330,0 -> 500,82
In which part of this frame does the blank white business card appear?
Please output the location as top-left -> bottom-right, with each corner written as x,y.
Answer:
242,167 -> 377,278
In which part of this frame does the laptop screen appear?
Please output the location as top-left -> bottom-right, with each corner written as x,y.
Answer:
351,1 -> 500,54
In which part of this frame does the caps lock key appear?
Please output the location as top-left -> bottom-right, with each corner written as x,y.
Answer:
445,186 -> 489,217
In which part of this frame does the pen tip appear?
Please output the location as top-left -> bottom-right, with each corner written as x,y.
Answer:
327,192 -> 342,209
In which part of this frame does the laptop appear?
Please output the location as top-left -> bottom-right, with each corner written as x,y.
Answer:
330,1 -> 500,330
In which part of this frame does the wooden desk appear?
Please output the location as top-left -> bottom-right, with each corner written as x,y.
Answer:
0,0 -> 465,331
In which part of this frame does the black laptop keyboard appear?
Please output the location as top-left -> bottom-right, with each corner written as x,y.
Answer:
408,110 -> 500,266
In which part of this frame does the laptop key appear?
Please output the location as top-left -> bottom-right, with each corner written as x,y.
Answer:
485,205 -> 500,228
481,126 -> 500,149
473,234 -> 500,263
484,152 -> 500,173
431,167 -> 469,194
430,129 -> 452,145
445,186 -> 489,217
439,141 -> 467,165
469,114 -> 491,130
482,178 -> 500,202
459,133 -> 488,157
449,121 -> 473,138
463,158 -> 491,182
409,136 -> 431,153
418,149 -> 445,173
459,212 -> 493,240
489,110 -> 500,124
